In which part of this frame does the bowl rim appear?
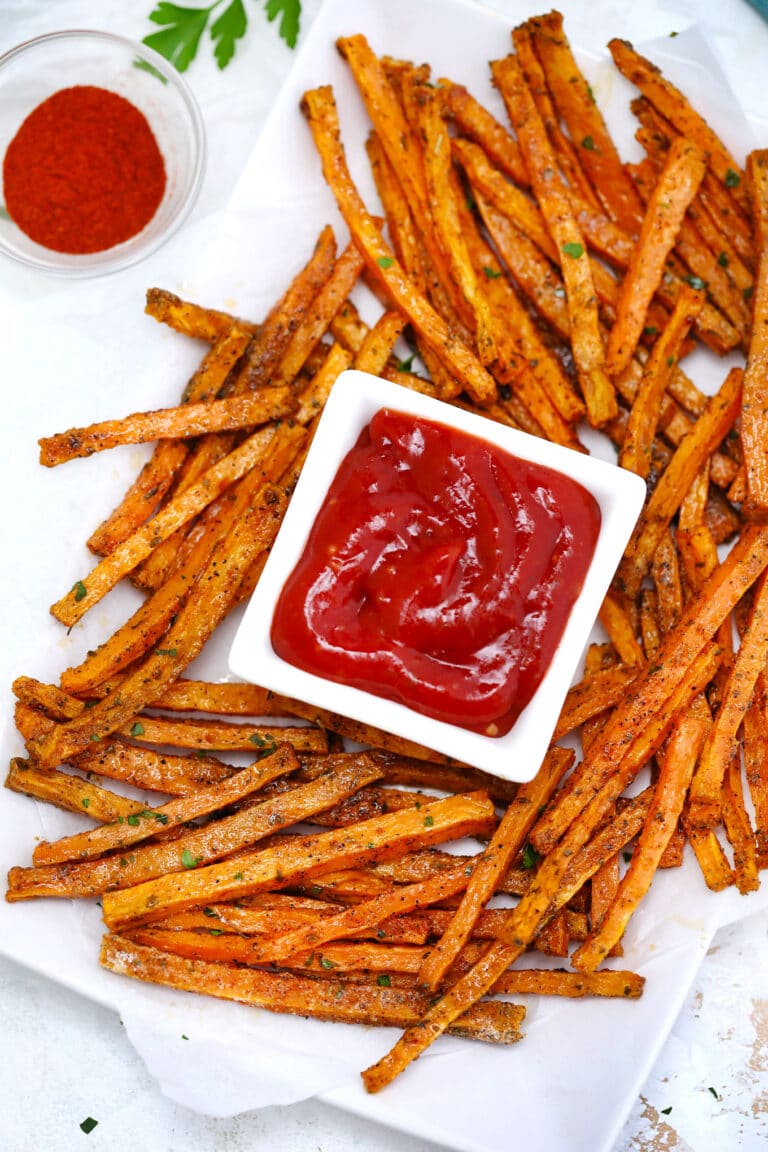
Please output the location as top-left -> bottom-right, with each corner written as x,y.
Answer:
229,369 -> 647,783
0,29 -> 206,277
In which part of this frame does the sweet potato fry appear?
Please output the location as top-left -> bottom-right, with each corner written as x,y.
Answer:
5,758 -> 149,824
493,968 -> 644,999
144,289 -> 254,342
597,593 -> 645,667
100,792 -> 496,931
440,80 -> 528,187
50,427 -> 281,626
552,664 -> 639,741
620,283 -> 705,477
242,864 -> 473,965
32,743 -> 300,866
608,38 -> 748,214
491,54 -> 616,427
572,697 -> 711,970
616,366 -> 743,600
300,85 -> 497,404
688,569 -> 768,831
39,387 -> 295,467
8,755 -> 382,902
721,750 -> 760,894
417,747 -> 573,992
526,13 -> 645,232
32,486 -> 287,768
605,138 -> 707,376
100,934 -> 524,1043
116,716 -> 326,755
740,151 -> 768,517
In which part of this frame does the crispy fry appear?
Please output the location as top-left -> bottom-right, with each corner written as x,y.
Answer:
572,697 -> 711,969
417,747 -> 573,992
300,85 -> 496,404
32,743 -> 300,866
440,80 -> 528,187
616,367 -> 743,600
100,934 -> 524,1043
688,569 -> 768,831
492,54 -> 616,427
608,38 -> 748,214
740,151 -> 768,517
39,387 -> 294,467
605,138 -> 707,376
100,792 -> 496,931
8,754 -> 382,902
526,14 -> 644,232
5,758 -> 149,824
620,284 -> 705,477
144,288 -> 255,342
33,486 -> 287,768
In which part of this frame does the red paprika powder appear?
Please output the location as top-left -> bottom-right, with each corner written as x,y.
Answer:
2,85 -> 166,255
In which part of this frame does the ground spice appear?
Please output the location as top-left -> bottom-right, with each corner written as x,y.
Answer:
2,84 -> 166,255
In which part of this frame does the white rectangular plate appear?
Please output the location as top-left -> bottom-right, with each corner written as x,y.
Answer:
2,1 -> 767,1150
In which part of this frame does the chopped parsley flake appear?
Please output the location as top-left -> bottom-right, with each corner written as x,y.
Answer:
581,135 -> 595,150
377,974 -> 392,987
561,242 -> 584,259
181,848 -> 203,869
73,580 -> 88,602
376,256 -> 394,269
79,1117 -> 98,1134
130,721 -> 145,737
522,843 -> 541,870
724,169 -> 740,188
423,814 -> 434,827
483,265 -> 502,278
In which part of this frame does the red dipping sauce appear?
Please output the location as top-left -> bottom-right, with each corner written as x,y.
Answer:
271,409 -> 601,736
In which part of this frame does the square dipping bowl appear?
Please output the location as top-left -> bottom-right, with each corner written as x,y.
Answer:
229,371 -> 646,783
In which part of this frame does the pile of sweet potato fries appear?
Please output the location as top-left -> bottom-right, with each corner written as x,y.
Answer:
6,10 -> 768,1092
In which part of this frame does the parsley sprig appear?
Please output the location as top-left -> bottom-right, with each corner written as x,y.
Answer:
143,0 -> 302,73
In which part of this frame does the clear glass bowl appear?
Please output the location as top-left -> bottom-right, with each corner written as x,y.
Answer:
0,30 -> 206,276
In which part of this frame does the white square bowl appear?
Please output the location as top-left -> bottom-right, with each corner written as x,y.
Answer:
229,370 -> 646,782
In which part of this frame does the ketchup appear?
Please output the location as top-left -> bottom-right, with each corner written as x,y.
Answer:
271,409 -> 601,736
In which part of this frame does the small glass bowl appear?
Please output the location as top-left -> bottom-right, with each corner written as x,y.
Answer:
0,30 -> 206,276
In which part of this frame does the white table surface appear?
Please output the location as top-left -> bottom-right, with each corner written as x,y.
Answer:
2,1 -> 768,1149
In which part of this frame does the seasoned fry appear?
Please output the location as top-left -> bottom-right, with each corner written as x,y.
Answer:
740,151 -> 768,517
39,387 -> 294,467
608,38 -> 748,213
605,138 -> 707,375
417,747 -> 573,992
144,288 -> 254,342
492,54 -> 616,427
9,754 -> 383,902
300,85 -> 497,404
33,486 -> 287,768
100,792 -> 496,931
32,743 -> 300,866
5,758 -> 150,824
100,934 -> 524,1043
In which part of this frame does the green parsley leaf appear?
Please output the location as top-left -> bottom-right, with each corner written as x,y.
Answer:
717,251 -> 729,267
377,974 -> 392,987
725,169 -> 740,188
623,851 -> 633,864
395,354 -> 415,373
82,797 -> 90,809
684,275 -> 707,291
209,928 -> 224,936
233,871 -> 243,880
423,814 -> 434,827
708,1086 -> 719,1099
127,814 -> 141,827
155,647 -> 178,657
203,906 -> 219,917
483,265 -> 502,278
130,721 -> 145,737
643,325 -> 658,337
79,1117 -> 98,1134
210,0 -> 247,68
562,242 -> 584,259
319,956 -> 336,969
248,732 -> 276,748
181,1033 -> 189,1040
265,0 -> 302,50
377,256 -> 394,269
522,843 -> 541,870
181,847 -> 203,869
661,1106 -> 672,1115
581,135 -> 595,150
72,580 -> 88,602
143,3 -> 212,73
